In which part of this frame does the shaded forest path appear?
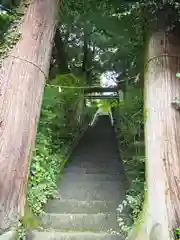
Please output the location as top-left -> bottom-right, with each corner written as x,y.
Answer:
30,116 -> 126,239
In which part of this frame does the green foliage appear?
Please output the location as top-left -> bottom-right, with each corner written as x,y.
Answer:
60,0 -> 180,87
176,72 -> 180,78
0,11 -> 13,36
27,74 -> 86,217
113,85 -> 145,238
96,99 -> 122,113
0,2 -> 24,66
118,86 -> 143,151
97,100 -> 111,113
117,177 -> 144,237
20,204 -> 40,230
176,227 -> 180,239
86,100 -> 98,120
49,73 -> 86,137
59,0 -> 141,81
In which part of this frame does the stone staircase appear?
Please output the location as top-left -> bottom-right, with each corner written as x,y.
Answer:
29,116 -> 126,239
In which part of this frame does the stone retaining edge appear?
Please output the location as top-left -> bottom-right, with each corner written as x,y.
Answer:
59,122 -> 90,172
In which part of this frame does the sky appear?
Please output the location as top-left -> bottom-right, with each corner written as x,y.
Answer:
100,71 -> 118,87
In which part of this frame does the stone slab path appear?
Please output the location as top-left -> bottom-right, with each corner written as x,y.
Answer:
29,116 -> 126,239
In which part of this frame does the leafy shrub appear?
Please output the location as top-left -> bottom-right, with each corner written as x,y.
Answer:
112,85 -> 145,237
0,11 -> 13,38
117,178 -> 144,236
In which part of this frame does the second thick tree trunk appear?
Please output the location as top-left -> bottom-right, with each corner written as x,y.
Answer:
0,0 -> 59,232
128,8 -> 180,240
144,27 -> 180,240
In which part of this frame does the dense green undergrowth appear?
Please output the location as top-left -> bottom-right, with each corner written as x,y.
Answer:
113,85 -> 145,238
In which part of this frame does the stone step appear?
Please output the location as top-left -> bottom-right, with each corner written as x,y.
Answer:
29,231 -> 121,240
57,180 -> 122,190
63,167 -> 122,174
56,181 -> 124,199
59,173 -> 123,182
67,159 -> 120,166
76,145 -> 116,149
45,200 -> 119,214
68,156 -> 119,162
56,185 -> 124,201
73,147 -> 117,152
40,213 -> 120,232
67,162 -> 122,169
30,119 -> 124,239
56,181 -> 124,201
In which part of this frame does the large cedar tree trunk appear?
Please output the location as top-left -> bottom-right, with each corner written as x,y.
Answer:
0,0 -> 59,231
128,6 -> 180,240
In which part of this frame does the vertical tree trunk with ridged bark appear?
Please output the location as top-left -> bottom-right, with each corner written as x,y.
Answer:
128,6 -> 180,240
0,0 -> 59,232
144,30 -> 180,240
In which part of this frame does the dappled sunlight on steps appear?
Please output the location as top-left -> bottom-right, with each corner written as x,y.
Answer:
29,115 -> 126,240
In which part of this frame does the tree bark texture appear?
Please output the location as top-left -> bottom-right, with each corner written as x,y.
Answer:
145,28 -> 180,240
0,0 -> 59,232
81,32 -> 94,85
53,28 -> 69,74
82,33 -> 88,74
128,19 -> 180,240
